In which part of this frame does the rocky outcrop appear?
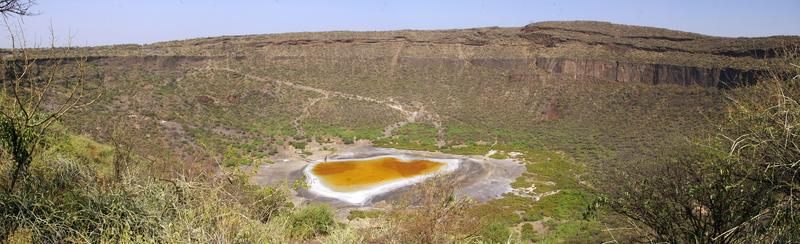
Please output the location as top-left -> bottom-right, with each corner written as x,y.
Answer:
521,22 -> 799,59
534,57 -> 759,88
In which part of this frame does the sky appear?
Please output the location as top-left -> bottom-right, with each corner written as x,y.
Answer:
2,0 -> 799,48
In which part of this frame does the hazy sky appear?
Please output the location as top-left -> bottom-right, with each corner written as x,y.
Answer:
3,0 -> 799,47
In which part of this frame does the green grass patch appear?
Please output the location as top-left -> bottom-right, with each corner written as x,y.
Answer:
223,146 -> 254,167
470,147 -> 606,242
288,204 -> 336,240
46,134 -> 115,176
478,220 -> 512,243
489,151 -> 509,159
536,220 -> 606,243
347,209 -> 383,220
290,141 -> 307,150
374,123 -> 439,151
520,222 -> 537,241
440,144 -> 493,155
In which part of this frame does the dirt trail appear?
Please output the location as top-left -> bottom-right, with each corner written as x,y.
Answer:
293,94 -> 329,137
210,67 -> 446,143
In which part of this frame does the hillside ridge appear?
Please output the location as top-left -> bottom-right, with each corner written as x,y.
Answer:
8,21 -> 799,88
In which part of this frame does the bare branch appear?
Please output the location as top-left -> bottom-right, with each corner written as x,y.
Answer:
0,0 -> 34,16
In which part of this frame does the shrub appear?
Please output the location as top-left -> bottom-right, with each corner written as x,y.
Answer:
222,146 -> 250,167
247,186 -> 293,223
290,141 -> 307,150
288,203 -> 336,240
347,209 -> 383,220
342,136 -> 354,145
0,158 -> 164,242
520,223 -> 537,241
479,221 -> 511,243
320,226 -> 364,244
373,176 -> 484,243
602,148 -> 777,243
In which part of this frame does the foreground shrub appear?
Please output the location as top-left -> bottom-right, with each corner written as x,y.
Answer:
369,176 -> 485,244
0,159 -> 164,242
520,222 -> 537,241
288,203 -> 336,240
248,185 -> 293,222
321,225 -> 364,244
602,148 -> 777,243
478,220 -> 511,243
0,151 -> 320,243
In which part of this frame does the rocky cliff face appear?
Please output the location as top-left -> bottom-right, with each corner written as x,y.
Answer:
517,21 -> 799,88
534,57 -> 759,88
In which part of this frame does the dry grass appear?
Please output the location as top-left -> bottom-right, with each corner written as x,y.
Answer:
363,176 -> 491,244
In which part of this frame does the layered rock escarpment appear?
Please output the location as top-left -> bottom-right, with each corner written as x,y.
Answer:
533,57 -> 758,88
520,21 -> 798,87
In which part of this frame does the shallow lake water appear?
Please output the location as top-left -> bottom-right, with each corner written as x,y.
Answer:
304,155 -> 460,205
310,157 -> 446,192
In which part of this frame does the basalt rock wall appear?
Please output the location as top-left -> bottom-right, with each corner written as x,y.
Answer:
534,57 -> 759,88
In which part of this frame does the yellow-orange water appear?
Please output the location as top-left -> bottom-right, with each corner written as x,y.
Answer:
310,157 -> 445,192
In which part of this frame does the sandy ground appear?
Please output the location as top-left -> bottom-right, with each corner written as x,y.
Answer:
249,139 -> 525,209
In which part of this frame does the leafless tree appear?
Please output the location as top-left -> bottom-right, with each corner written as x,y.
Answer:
0,21 -> 99,192
0,0 -> 34,16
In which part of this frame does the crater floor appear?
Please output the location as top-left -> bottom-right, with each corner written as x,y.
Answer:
249,140 -> 525,206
